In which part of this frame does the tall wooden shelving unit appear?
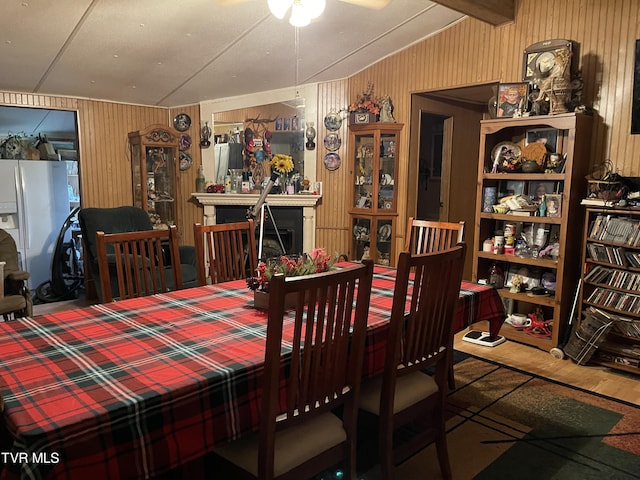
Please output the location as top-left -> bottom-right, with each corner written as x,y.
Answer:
472,112 -> 593,352
575,207 -> 640,374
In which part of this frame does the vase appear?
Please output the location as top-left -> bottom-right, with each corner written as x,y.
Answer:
253,290 -> 300,311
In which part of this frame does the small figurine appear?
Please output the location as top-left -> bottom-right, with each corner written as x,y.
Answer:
379,96 -> 396,123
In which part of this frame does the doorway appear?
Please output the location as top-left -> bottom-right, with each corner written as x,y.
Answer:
0,105 -> 83,302
408,84 -> 496,278
417,113 -> 447,220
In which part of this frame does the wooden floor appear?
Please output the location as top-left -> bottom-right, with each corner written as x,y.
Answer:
455,321 -> 640,406
32,301 -> 639,406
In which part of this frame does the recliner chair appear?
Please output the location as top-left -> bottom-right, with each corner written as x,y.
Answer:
0,228 -> 32,320
78,206 -> 197,303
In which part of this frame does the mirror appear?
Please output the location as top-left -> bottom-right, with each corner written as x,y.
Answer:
200,83 -> 318,190
212,100 -> 305,188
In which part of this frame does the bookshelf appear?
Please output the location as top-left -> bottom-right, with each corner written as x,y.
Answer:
576,207 -> 640,374
472,112 -> 593,352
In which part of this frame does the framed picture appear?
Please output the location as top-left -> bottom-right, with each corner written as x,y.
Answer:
496,82 -> 530,117
545,193 -> 562,217
506,265 -> 541,290
528,180 -> 555,202
504,180 -> 525,196
525,128 -> 559,153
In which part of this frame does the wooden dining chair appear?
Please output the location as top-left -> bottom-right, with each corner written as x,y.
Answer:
404,217 -> 464,254
214,260 -> 375,480
405,217 -> 465,389
358,245 -> 466,480
193,220 -> 257,285
95,225 -> 182,302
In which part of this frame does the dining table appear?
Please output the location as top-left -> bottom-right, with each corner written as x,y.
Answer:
0,264 -> 505,480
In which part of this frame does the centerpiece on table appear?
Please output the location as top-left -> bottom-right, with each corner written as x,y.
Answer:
270,153 -> 294,194
348,81 -> 380,125
247,248 -> 336,310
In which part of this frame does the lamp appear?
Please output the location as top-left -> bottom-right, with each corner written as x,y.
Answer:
268,0 -> 326,27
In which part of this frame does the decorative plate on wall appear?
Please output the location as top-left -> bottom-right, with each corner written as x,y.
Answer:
323,111 -> 342,131
173,113 -> 191,132
179,151 -> 192,171
179,133 -> 192,151
323,152 -> 341,171
323,133 -> 341,151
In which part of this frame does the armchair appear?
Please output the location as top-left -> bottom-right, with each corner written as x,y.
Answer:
0,228 -> 32,320
78,206 -> 197,303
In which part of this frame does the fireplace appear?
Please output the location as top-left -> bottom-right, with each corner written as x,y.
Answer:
192,192 -> 322,255
216,205 -> 303,259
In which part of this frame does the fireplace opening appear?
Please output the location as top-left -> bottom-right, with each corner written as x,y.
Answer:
216,205 -> 303,260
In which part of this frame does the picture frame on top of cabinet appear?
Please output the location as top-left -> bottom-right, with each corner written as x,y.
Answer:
497,82 -> 530,118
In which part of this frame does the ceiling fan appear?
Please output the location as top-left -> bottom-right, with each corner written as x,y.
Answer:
218,0 -> 391,27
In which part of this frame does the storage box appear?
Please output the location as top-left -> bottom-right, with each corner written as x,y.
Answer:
349,112 -> 377,125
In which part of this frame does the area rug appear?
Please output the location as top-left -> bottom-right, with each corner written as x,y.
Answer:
350,353 -> 640,480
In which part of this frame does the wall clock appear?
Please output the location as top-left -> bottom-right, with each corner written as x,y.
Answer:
522,39 -> 574,82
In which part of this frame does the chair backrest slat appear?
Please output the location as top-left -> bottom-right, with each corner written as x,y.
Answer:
95,226 -> 182,302
194,220 -> 257,285
405,217 -> 464,254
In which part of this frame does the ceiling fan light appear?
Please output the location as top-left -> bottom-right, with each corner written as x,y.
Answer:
268,0 -> 293,20
303,0 -> 326,19
289,3 -> 311,27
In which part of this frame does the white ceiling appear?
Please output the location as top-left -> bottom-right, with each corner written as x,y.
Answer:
0,0 -> 466,108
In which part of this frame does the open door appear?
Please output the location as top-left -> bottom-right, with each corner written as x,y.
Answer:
408,87 -> 493,279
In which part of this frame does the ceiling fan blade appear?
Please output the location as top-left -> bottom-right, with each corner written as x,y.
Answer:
338,0 -> 390,9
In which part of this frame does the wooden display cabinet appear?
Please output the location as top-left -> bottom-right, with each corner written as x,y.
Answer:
349,122 -> 402,265
129,125 -> 181,231
472,113 -> 593,352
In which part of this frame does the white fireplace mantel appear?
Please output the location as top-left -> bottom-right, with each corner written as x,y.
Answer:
192,193 -> 322,253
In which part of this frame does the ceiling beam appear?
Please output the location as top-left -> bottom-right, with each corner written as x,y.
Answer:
434,0 -> 515,26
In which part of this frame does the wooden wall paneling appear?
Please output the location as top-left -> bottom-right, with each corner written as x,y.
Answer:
169,104 -> 201,246
340,0 -> 640,261
315,79 -> 350,258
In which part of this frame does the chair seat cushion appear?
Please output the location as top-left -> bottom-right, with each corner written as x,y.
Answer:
216,412 -> 346,477
359,371 -> 439,415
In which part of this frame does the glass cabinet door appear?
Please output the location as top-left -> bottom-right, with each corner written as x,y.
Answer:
129,125 -> 180,231
378,133 -> 396,210
353,133 -> 374,210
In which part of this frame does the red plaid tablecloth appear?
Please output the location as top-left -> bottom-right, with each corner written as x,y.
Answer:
0,265 -> 503,479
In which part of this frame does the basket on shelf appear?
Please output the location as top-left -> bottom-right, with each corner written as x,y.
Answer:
586,179 -> 623,201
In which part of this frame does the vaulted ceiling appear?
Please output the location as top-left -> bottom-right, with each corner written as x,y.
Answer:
0,0 -> 513,108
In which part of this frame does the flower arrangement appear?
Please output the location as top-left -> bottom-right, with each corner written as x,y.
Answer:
270,153 -> 295,191
247,248 -> 336,292
270,153 -> 294,175
348,81 -> 380,115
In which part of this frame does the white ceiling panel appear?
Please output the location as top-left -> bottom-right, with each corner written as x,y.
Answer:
0,0 -> 466,107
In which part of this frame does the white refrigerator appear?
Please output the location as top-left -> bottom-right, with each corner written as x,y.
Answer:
0,159 -> 69,290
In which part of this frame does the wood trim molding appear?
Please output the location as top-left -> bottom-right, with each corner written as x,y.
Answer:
433,0 -> 515,26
